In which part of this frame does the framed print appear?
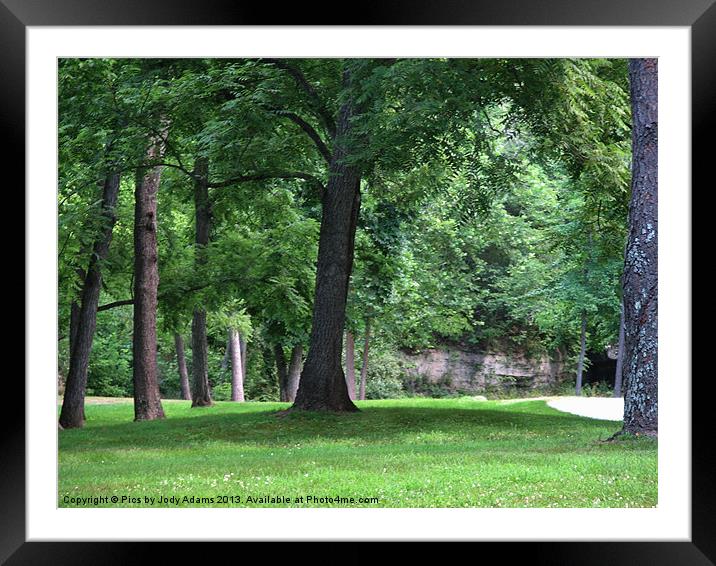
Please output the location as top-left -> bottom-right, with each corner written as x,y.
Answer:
5,0 -> 709,563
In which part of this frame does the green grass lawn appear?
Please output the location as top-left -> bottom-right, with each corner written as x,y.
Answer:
58,397 -> 657,508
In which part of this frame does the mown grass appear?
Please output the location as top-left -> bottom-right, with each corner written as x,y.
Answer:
58,397 -> 657,508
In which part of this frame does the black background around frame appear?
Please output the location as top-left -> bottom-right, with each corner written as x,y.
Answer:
5,0 -> 709,563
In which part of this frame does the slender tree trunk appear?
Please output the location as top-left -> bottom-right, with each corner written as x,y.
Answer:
613,301 -> 626,398
292,84 -> 361,412
286,345 -> 303,403
274,344 -> 289,402
621,58 -> 658,436
240,334 -> 247,380
132,136 -> 166,422
220,333 -> 231,376
230,328 -> 245,402
345,332 -> 356,400
174,333 -> 191,400
575,312 -> 587,396
359,320 -> 371,401
191,157 -> 213,407
59,172 -> 121,429
68,300 -> 83,419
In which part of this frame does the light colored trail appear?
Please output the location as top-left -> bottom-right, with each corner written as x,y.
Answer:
547,396 -> 624,421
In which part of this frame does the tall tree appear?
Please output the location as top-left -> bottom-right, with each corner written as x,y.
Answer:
286,345 -> 303,403
345,332 -> 356,400
292,67 -> 361,412
174,333 -> 192,400
229,328 -> 245,402
574,311 -> 588,396
274,344 -> 289,402
358,320 -> 372,401
132,134 -> 166,422
613,301 -> 625,397
59,172 -> 121,429
620,58 -> 658,436
191,156 -> 213,407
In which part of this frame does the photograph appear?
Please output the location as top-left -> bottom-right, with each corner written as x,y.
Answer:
56,56 -> 658,510
7,9 -> 703,559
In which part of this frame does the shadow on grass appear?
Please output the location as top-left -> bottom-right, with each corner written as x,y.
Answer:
58,400 -> 634,452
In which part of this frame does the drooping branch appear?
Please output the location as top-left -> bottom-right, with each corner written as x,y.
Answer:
272,109 -> 332,164
261,58 -> 336,138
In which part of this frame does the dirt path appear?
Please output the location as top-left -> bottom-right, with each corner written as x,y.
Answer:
546,396 -> 623,421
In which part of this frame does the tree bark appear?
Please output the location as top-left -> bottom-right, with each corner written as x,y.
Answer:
274,343 -> 289,401
230,328 -> 245,402
359,320 -> 371,401
174,333 -> 192,400
220,332 -> 231,375
190,156 -> 213,407
69,300 -> 80,362
345,332 -> 356,400
575,311 -> 587,396
613,301 -> 625,398
59,172 -> 121,429
621,58 -> 658,436
286,345 -> 303,403
240,333 -> 247,380
292,83 -> 361,412
132,136 -> 166,422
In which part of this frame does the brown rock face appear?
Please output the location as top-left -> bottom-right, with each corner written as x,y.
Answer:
402,348 -> 570,393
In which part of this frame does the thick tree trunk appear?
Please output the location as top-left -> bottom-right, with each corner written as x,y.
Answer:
174,333 -> 192,400
68,300 -> 85,420
274,343 -> 289,402
359,320 -> 371,401
621,58 -> 658,436
575,311 -> 587,396
345,332 -> 356,400
230,328 -> 245,402
613,301 -> 626,398
69,300 -> 80,361
190,157 -> 213,407
191,310 -> 212,406
286,345 -> 303,403
132,140 -> 166,422
59,173 -> 121,429
292,91 -> 361,412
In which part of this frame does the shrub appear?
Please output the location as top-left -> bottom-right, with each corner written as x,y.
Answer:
403,374 -> 458,398
363,350 -> 408,399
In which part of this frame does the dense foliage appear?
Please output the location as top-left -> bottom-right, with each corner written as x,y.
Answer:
58,58 -> 631,400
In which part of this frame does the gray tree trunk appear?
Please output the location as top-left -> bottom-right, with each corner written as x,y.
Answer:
359,321 -> 371,401
220,333 -> 231,375
230,329 -> 245,402
174,333 -> 192,401
275,344 -> 289,402
240,334 -> 247,380
621,58 -> 658,436
286,345 -> 303,403
345,332 -> 356,400
575,312 -> 587,396
613,302 -> 626,398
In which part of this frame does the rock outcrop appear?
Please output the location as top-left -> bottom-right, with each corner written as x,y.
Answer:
401,348 -> 570,394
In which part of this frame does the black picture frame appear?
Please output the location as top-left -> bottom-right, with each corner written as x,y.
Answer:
6,1 -> 707,563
